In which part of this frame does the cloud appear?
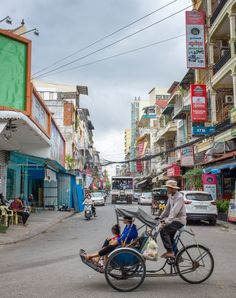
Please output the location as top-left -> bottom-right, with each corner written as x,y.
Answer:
1,0 -> 192,161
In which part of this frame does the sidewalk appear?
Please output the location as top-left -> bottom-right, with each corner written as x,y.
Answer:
217,220 -> 236,230
0,210 -> 74,245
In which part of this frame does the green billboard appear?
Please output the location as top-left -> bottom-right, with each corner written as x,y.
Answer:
0,33 -> 27,110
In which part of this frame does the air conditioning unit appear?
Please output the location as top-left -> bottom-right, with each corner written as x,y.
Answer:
225,95 -> 233,104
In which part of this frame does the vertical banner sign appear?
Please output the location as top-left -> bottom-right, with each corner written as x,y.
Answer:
202,174 -> 217,200
181,147 -> 194,167
228,181 -> 236,222
191,84 -> 207,122
186,10 -> 206,69
136,142 -> 144,173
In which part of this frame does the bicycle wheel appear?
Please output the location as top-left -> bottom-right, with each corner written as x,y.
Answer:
105,248 -> 146,292
176,244 -> 214,284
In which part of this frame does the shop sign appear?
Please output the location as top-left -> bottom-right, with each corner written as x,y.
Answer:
32,93 -> 48,132
191,84 -> 207,122
167,165 -> 181,177
186,10 -> 206,69
51,121 -> 65,166
202,174 -> 217,200
136,142 -> 144,173
228,182 -> 236,222
181,147 -> 194,167
143,114 -> 156,119
192,125 -> 215,135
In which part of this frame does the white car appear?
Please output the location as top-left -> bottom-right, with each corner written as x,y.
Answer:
138,192 -> 152,205
91,192 -> 105,206
180,191 -> 217,225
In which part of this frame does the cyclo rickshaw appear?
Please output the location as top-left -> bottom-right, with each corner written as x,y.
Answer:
80,207 -> 214,292
151,187 -> 168,215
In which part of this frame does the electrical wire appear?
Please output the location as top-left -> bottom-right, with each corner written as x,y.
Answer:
33,0 -> 178,76
100,121 -> 236,166
33,2 -> 194,79
33,34 -> 185,78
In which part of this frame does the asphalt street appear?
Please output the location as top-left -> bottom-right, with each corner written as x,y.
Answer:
0,201 -> 236,298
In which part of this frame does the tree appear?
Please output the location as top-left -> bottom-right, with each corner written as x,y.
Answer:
183,168 -> 203,190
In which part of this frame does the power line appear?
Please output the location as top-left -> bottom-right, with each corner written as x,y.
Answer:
100,122 -> 236,166
33,0 -> 178,76
33,34 -> 185,78
33,2 -> 194,79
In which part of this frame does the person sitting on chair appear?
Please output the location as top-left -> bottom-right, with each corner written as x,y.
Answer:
158,180 -> 186,259
10,197 -> 30,227
83,216 -> 138,264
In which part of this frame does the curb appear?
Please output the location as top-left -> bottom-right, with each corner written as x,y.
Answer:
0,212 -> 76,246
217,220 -> 236,230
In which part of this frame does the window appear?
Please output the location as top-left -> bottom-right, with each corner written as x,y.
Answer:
185,193 -> 213,201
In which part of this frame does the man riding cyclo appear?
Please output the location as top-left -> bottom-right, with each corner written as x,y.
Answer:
158,180 -> 186,259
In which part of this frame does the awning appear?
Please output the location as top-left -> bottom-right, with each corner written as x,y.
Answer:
158,172 -> 168,181
203,161 -> 236,174
136,179 -> 147,186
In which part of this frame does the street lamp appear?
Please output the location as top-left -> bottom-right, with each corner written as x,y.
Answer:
0,16 -> 12,24
19,28 -> 39,36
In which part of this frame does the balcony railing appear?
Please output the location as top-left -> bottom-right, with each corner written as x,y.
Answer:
213,48 -> 231,75
210,0 -> 228,26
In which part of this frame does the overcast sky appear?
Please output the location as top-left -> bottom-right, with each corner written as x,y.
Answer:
1,0 -> 192,162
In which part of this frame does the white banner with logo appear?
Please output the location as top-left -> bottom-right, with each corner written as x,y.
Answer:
186,10 -> 206,69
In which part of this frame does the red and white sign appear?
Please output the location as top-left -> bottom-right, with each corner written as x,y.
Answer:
191,84 -> 207,122
136,142 -> 144,173
202,174 -> 217,200
167,165 -> 181,177
186,10 -> 206,69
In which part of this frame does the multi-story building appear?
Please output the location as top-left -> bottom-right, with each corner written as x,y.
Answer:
0,29 -> 74,208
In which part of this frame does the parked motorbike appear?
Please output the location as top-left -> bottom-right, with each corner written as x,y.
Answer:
84,204 -> 93,220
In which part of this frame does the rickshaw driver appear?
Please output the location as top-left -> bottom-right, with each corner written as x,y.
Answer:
158,180 -> 186,259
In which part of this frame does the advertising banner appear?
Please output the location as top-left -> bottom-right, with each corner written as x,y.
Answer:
202,174 -> 217,200
136,142 -> 144,173
186,10 -> 206,68
181,146 -> 194,167
0,30 -> 31,112
167,165 -> 181,177
191,84 -> 207,122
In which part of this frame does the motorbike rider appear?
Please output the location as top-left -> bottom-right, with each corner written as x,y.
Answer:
84,191 -> 96,217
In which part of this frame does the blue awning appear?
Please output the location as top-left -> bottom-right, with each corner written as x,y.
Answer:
203,161 -> 236,174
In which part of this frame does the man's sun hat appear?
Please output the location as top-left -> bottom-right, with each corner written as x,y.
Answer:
165,180 -> 180,190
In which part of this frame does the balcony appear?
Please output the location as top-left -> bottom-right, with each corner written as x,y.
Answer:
213,48 -> 231,75
210,0 -> 228,26
154,121 -> 177,143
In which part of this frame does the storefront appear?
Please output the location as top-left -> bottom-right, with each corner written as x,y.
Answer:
6,152 -> 74,209
203,152 -> 236,221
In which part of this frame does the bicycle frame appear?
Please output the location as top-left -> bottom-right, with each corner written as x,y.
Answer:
143,226 -> 196,278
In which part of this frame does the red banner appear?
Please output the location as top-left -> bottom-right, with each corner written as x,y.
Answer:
167,165 -> 181,177
136,142 -> 144,173
191,84 -> 207,122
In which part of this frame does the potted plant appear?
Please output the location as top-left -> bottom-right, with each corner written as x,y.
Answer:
216,200 -> 229,221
